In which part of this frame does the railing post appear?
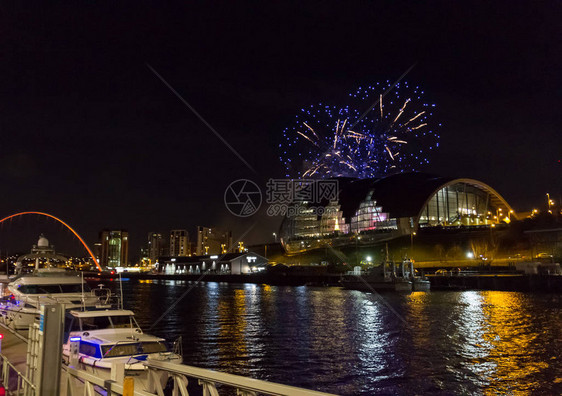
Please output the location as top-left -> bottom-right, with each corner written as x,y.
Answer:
172,374 -> 188,396
199,380 -> 219,396
145,368 -> 165,395
111,363 -> 125,384
237,390 -> 258,396
103,380 -> 116,396
2,357 -> 7,389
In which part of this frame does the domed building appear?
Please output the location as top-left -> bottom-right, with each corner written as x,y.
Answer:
280,172 -> 517,255
15,234 -> 68,274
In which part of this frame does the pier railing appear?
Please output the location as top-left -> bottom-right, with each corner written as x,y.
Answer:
60,360 -> 337,396
144,359 -> 337,396
0,353 -> 36,396
62,365 -> 155,396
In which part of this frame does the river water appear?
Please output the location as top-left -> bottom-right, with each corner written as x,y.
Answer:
108,279 -> 560,395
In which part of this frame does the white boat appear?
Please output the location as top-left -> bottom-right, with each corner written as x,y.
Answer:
400,259 -> 431,291
340,258 -> 431,293
341,261 -> 413,292
0,268 -> 112,330
62,309 -> 182,391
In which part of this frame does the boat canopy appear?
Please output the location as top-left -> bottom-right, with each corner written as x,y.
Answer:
12,277 -> 85,286
69,309 -> 135,318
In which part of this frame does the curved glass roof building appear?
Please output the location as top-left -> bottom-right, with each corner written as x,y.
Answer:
280,172 -> 516,254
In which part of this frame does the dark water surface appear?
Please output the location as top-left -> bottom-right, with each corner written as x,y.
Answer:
108,279 -> 561,395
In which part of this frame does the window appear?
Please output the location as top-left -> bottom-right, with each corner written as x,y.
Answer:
101,342 -> 168,357
80,316 -> 111,330
27,285 -> 61,294
79,315 -> 134,331
60,284 -> 91,293
18,283 -> 91,294
79,341 -> 102,358
102,343 -> 139,357
140,342 -> 168,353
67,317 -> 81,332
110,315 -> 133,328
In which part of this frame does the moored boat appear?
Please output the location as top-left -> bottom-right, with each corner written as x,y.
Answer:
341,258 -> 431,293
62,308 -> 182,391
341,260 -> 413,292
0,268 -> 112,329
402,259 -> 431,291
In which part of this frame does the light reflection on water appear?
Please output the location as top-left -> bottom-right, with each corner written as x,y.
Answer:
112,279 -> 561,395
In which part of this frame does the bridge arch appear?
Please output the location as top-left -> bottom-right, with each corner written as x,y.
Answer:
0,211 -> 102,271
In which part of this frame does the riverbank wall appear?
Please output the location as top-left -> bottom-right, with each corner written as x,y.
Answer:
84,272 -> 562,292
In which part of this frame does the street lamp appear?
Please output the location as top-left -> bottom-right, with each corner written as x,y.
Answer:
547,193 -> 553,213
495,207 -> 503,224
272,232 -> 277,243
410,232 -> 416,257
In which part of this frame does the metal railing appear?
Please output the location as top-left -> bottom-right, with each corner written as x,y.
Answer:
25,324 -> 39,392
144,360 -> 337,396
0,353 -> 36,396
61,365 -> 155,396
1,351 -> 338,396
62,360 -> 337,396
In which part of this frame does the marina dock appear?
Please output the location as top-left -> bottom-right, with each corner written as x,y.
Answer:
0,306 -> 337,395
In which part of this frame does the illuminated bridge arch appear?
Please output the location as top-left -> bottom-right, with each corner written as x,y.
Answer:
0,211 -> 102,271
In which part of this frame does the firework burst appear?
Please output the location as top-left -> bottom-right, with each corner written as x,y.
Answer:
279,81 -> 440,179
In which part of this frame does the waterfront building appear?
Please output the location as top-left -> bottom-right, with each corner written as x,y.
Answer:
100,230 -> 129,268
169,229 -> 190,256
158,252 -> 267,275
147,232 -> 166,264
196,226 -> 232,255
280,172 -> 518,254
139,247 -> 150,267
93,242 -> 102,264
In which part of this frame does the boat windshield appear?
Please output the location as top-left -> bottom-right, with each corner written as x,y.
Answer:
80,315 -> 135,331
17,283 -> 91,294
101,341 -> 168,357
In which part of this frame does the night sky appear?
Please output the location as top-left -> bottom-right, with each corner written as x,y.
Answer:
1,2 -> 560,257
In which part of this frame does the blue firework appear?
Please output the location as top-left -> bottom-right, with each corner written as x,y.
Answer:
279,81 -> 440,179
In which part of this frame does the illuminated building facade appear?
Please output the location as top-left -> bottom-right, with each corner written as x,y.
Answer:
158,252 -> 267,275
280,172 -> 517,254
147,232 -> 166,264
196,226 -> 232,255
100,229 -> 129,267
169,229 -> 190,257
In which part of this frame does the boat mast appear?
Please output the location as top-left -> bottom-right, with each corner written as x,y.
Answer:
119,272 -> 124,310
81,271 -> 86,311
